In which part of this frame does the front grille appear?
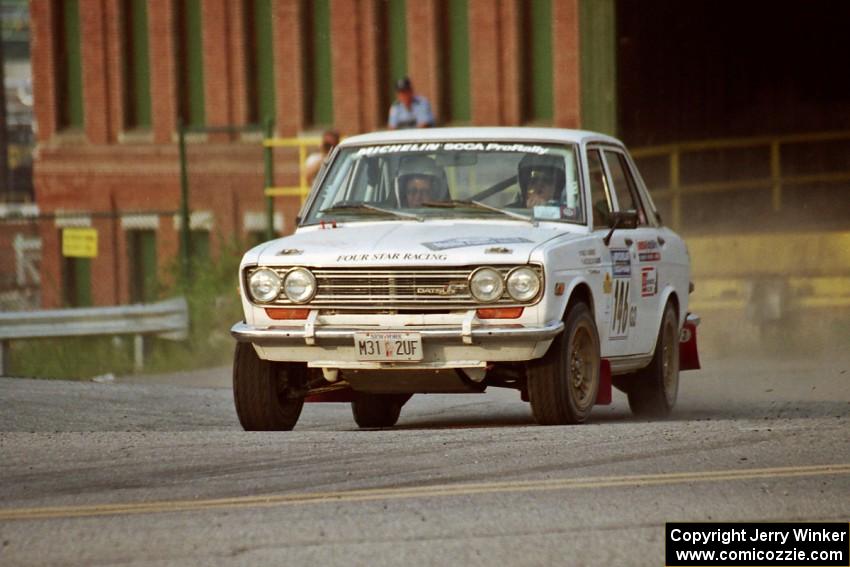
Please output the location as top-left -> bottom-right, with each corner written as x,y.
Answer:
251,265 -> 543,309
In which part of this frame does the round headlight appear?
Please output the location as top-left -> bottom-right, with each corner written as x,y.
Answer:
469,267 -> 505,303
506,267 -> 541,302
248,268 -> 282,303
283,268 -> 317,303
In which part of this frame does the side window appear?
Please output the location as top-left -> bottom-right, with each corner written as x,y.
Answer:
587,149 -> 612,228
603,150 -> 647,225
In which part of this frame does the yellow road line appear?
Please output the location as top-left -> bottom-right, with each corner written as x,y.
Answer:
2,464 -> 848,522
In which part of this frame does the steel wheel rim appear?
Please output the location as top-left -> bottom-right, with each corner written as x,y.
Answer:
662,318 -> 679,405
569,323 -> 596,410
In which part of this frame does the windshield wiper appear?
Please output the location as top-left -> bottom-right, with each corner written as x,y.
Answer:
320,202 -> 423,221
423,199 -> 536,225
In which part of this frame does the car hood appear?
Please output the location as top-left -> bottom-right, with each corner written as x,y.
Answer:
251,220 -> 583,267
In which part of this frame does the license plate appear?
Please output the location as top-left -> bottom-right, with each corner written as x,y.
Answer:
354,332 -> 423,361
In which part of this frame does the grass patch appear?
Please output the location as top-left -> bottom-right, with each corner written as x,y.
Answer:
8,336 -> 136,380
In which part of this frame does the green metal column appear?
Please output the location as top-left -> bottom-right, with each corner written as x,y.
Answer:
387,0 -> 407,95
63,0 -> 84,128
254,0 -> 276,123
310,0 -> 333,126
447,0 -> 470,122
125,0 -> 151,128
530,0 -> 553,122
177,121 -> 192,284
264,117 -> 275,241
580,0 -> 617,135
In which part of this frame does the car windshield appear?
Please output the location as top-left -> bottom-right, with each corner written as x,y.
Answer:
302,142 -> 584,225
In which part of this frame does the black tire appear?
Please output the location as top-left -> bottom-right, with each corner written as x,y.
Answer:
351,393 -> 407,428
627,302 -> 680,418
528,302 -> 600,425
233,342 -> 305,431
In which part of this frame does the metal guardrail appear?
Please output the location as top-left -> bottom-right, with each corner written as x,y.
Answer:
631,130 -> 850,231
0,297 -> 189,376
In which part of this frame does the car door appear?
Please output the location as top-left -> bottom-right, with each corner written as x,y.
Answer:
586,146 -> 632,358
601,147 -> 662,356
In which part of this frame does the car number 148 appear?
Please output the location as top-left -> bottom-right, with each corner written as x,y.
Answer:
354,332 -> 423,361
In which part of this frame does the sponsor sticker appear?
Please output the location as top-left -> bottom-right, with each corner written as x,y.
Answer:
580,249 -> 602,265
422,237 -> 532,251
336,252 -> 448,262
611,248 -> 631,278
356,142 -> 549,157
610,278 -> 630,339
603,272 -> 613,294
533,205 -> 561,219
637,239 -> 658,251
641,266 -> 658,297
639,251 -> 661,262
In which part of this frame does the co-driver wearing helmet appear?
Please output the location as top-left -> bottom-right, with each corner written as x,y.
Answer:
525,169 -> 558,207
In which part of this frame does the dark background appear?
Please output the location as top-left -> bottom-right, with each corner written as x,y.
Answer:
618,1 -> 850,146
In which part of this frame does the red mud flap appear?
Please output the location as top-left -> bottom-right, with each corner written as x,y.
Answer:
595,359 -> 612,405
679,313 -> 701,371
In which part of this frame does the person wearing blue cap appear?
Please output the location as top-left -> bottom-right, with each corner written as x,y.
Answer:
388,76 -> 435,129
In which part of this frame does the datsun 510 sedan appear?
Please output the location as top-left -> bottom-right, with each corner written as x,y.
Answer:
231,128 -> 700,430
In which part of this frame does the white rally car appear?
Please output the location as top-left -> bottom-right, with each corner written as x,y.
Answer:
231,128 -> 700,430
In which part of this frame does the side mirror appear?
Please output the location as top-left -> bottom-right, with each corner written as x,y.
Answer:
609,210 -> 639,229
603,210 -> 639,246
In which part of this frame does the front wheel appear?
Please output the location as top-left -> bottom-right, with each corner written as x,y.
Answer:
527,302 -> 600,425
233,342 -> 305,431
627,302 -> 680,418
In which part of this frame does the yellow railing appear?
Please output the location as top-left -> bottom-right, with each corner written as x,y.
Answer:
263,136 -> 322,201
630,130 -> 850,230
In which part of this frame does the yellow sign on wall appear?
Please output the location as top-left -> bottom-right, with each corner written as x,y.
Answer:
62,228 -> 98,258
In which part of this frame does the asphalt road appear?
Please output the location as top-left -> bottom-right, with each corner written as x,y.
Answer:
1,351 -> 849,566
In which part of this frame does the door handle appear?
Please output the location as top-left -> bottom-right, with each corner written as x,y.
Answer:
624,238 -> 633,246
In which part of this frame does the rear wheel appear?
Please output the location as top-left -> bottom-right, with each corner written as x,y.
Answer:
233,342 -> 305,431
351,393 -> 409,428
528,302 -> 600,425
628,302 -> 680,418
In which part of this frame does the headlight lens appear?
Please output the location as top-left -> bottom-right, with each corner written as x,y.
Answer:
469,267 -> 505,303
283,268 -> 317,303
248,268 -> 282,303
506,267 -> 541,302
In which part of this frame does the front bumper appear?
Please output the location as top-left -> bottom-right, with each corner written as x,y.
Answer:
230,319 -> 564,346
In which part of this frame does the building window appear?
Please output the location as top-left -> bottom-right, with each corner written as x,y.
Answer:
127,230 -> 157,303
440,0 -> 470,123
304,0 -> 333,127
243,0 -> 275,125
190,230 -> 210,263
62,256 -> 92,307
175,0 -> 205,127
377,0 -> 407,115
54,0 -> 84,129
520,0 -> 553,123
122,0 -> 151,129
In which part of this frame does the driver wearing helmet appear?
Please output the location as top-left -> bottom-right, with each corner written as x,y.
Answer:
396,156 -> 446,207
518,155 -> 565,208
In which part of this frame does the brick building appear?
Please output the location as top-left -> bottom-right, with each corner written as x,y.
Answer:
30,0 -> 611,308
